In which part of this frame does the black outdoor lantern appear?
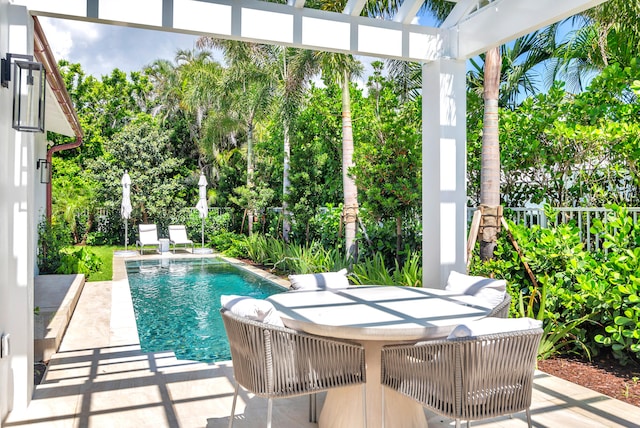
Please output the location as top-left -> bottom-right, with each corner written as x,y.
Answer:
36,158 -> 50,184
1,53 -> 46,133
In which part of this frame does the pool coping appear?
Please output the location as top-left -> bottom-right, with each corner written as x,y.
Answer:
113,251 -> 290,288
111,251 -> 292,349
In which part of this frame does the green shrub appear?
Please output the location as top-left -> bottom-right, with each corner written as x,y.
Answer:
38,219 -> 73,274
470,204 -> 640,364
210,231 -> 249,258
350,251 -> 422,287
241,234 -> 350,275
56,247 -> 103,279
588,205 -> 640,364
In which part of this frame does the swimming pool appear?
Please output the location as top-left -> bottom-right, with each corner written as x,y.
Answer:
126,257 -> 286,362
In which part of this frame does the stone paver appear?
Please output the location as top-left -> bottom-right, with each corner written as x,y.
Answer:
6,253 -> 640,427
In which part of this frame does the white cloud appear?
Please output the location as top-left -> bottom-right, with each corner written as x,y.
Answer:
39,17 -> 200,78
37,16 -> 378,88
39,18 -> 74,60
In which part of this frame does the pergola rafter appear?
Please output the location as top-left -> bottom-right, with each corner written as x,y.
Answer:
16,0 -> 606,63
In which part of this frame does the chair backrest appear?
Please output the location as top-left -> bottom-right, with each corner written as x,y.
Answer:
487,292 -> 511,318
454,328 -> 542,420
381,326 -> 543,422
288,269 -> 349,290
168,225 -> 189,242
138,224 -> 158,243
220,308 -> 365,399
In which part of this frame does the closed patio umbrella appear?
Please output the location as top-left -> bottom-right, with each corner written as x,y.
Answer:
120,171 -> 132,251
195,173 -> 209,250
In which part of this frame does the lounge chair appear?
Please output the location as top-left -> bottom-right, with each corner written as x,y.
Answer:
220,306 -> 366,427
381,318 -> 543,428
136,224 -> 160,255
168,225 -> 194,253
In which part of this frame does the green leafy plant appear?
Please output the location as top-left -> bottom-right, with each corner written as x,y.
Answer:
56,247 -> 103,278
517,275 -> 593,361
351,252 -> 395,285
588,206 -> 640,364
471,205 -> 640,364
38,219 -> 73,274
350,250 -> 422,287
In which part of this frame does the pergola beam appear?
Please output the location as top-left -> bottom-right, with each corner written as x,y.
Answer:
441,0 -> 481,28
342,0 -> 367,17
393,0 -> 424,24
454,0 -> 608,58
19,0 -> 446,62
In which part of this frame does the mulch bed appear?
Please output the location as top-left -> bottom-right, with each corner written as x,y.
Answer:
538,355 -> 640,407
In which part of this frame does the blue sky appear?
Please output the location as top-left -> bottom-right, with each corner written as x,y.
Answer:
40,17 -> 202,78
38,16 -> 382,86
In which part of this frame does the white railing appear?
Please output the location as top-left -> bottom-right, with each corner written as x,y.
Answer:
470,207 -> 640,252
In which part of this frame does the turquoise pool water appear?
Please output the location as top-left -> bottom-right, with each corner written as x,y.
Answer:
126,257 -> 286,362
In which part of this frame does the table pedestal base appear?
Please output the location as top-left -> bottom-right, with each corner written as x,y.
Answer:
318,341 -> 427,428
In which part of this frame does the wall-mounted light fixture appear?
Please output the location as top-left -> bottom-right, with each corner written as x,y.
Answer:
1,53 -> 46,133
37,158 -> 50,184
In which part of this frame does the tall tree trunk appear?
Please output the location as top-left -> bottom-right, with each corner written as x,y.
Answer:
480,46 -> 502,260
341,70 -> 358,260
396,215 -> 402,266
282,125 -> 291,242
247,121 -> 254,235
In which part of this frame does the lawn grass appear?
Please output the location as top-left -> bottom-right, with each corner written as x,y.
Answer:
86,245 -> 119,282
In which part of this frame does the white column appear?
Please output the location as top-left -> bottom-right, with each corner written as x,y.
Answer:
0,4 -> 36,419
422,59 -> 467,288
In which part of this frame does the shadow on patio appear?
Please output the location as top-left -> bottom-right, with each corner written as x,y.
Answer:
5,264 -> 640,428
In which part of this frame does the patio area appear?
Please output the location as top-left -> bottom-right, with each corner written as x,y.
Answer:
5,253 -> 640,428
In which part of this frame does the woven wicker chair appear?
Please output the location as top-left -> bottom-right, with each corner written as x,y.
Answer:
381,326 -> 543,428
487,293 -> 511,318
220,308 -> 367,428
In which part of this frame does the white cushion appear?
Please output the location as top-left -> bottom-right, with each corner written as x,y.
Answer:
445,271 -> 506,308
220,295 -> 284,327
288,268 -> 349,290
447,317 -> 542,339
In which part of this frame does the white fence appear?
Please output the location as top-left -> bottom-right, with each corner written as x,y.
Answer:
470,207 -> 640,252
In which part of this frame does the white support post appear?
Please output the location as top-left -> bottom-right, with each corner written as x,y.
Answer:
0,4 -> 36,417
422,59 -> 467,288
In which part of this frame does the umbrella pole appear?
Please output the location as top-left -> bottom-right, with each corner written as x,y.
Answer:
201,216 -> 205,248
125,220 -> 128,251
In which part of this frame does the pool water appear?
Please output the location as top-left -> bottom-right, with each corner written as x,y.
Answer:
126,257 -> 286,362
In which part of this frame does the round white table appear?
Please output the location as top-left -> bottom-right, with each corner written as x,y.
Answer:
267,286 -> 492,428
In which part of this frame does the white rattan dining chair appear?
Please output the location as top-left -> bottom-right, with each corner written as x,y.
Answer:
381,323 -> 543,428
220,308 -> 367,428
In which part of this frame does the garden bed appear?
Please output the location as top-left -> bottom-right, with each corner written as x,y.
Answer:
538,354 -> 640,407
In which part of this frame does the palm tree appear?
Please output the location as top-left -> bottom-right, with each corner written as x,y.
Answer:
386,6 -> 557,260
274,48 -> 319,242
196,39 -> 276,235
477,46 -> 502,259
145,49 -> 223,172
549,0 -> 640,93
314,52 -> 363,259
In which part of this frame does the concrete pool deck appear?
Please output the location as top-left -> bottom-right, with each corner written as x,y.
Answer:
6,252 -> 640,427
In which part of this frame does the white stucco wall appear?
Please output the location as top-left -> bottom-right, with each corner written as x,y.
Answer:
0,2 -> 39,424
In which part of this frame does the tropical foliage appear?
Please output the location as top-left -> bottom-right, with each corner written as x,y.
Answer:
40,5 -> 640,365
470,205 -> 640,363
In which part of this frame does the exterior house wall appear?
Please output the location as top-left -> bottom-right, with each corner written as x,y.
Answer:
0,2 -> 39,424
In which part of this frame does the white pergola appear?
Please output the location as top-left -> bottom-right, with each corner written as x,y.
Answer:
17,0 -> 605,286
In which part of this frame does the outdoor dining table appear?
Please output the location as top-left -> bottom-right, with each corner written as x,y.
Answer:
267,285 -> 493,428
